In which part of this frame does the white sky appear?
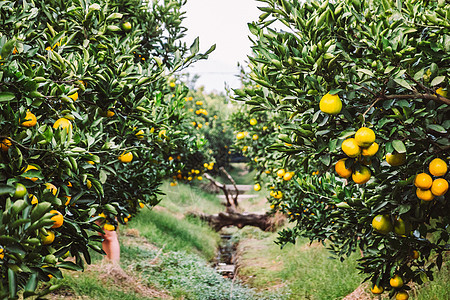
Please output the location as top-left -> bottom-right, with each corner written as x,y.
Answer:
181,0 -> 261,93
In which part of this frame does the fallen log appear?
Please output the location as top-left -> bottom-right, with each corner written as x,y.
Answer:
188,211 -> 282,232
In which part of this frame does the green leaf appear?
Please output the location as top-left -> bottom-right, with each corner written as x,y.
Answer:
189,37 -> 199,54
384,66 -> 395,74
57,261 -> 83,271
357,69 -> 375,77
392,140 -> 406,153
427,124 -> 446,133
393,78 -> 413,90
0,185 -> 15,195
431,76 -> 445,86
0,92 -> 15,102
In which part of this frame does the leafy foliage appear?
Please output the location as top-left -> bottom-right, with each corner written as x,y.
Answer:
0,0 -> 214,297
233,0 -> 450,296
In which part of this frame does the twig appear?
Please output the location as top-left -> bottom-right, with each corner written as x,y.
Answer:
204,173 -> 233,209
220,167 -> 239,208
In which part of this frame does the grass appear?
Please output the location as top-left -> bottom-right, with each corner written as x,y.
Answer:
412,254 -> 450,300
235,227 -> 363,300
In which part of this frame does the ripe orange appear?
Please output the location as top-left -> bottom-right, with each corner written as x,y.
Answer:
411,250 -> 419,259
435,87 -> 448,97
386,152 -> 406,166
390,274 -> 404,288
283,172 -> 294,181
342,138 -> 361,158
430,178 -> 448,196
236,132 -> 245,140
0,138 -> 12,152
0,247 -> 4,260
396,290 -> 409,300
372,214 -> 393,234
86,179 -> 92,189
40,231 -> 55,245
135,130 -> 144,140
277,169 -> 286,178
416,188 -> 434,201
53,118 -> 72,132
14,183 -> 27,198
68,91 -> 78,101
106,110 -> 115,117
23,165 -> 39,181
352,166 -> 371,184
118,151 -> 133,163
414,173 -> 432,189
30,194 -> 38,205
103,223 -> 115,231
44,183 -> 58,196
370,284 -> 383,294
63,195 -> 71,205
252,134 -> 259,140
361,142 -> 379,157
254,183 -> 261,191
428,158 -> 447,177
139,202 -> 145,208
319,93 -> 342,115
335,159 -> 352,178
249,118 -> 257,126
50,210 -> 64,228
355,127 -> 375,148
21,111 -> 37,127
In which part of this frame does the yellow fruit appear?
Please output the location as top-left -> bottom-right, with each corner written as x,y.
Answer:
44,183 -> 57,196
386,153 -> 406,166
361,142 -> 379,157
390,275 -> 404,288
121,21 -> 132,32
250,118 -> 257,126
411,250 -> 419,259
428,158 -> 447,177
342,138 -> 361,158
355,127 -> 375,148
435,87 -> 447,97
40,231 -> 55,245
393,217 -> 411,236
254,183 -> 261,191
21,111 -> 37,127
236,132 -> 245,140
283,172 -> 294,181
197,176 -> 203,181
352,166 -> 371,184
335,159 -> 353,178
104,223 -> 116,231
23,165 -> 39,182
396,291 -> 409,300
414,173 -> 432,189
431,178 -> 448,196
50,210 -> 64,229
370,284 -> 384,294
277,169 -> 286,178
0,247 -> 4,260
273,191 -> 283,199
319,93 -> 342,115
135,130 -> 144,140
14,183 -> 27,198
252,134 -> 259,140
416,188 -> 434,201
0,138 -> 12,152
106,110 -> 115,117
53,118 -> 72,133
68,91 -> 78,101
63,195 -> 71,206
139,202 -> 145,208
86,179 -> 92,189
372,214 -> 393,234
118,151 -> 133,163
30,194 -> 38,205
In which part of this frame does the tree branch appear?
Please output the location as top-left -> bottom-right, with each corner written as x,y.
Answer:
219,167 -> 239,208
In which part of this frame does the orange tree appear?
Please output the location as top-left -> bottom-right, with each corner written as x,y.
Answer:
234,0 -> 449,298
0,0 -> 213,297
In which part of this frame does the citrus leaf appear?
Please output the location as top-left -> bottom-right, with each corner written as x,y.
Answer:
393,78 -> 413,90
431,76 -> 445,86
392,140 -> 406,153
427,124 -> 446,133
0,92 -> 15,102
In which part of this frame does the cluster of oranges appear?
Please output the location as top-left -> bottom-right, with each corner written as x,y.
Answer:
414,158 -> 448,201
335,127 -> 378,184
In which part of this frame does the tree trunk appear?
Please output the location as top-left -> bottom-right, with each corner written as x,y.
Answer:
189,211 -> 279,232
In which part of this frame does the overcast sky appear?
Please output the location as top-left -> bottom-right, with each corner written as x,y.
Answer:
181,0 -> 261,93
